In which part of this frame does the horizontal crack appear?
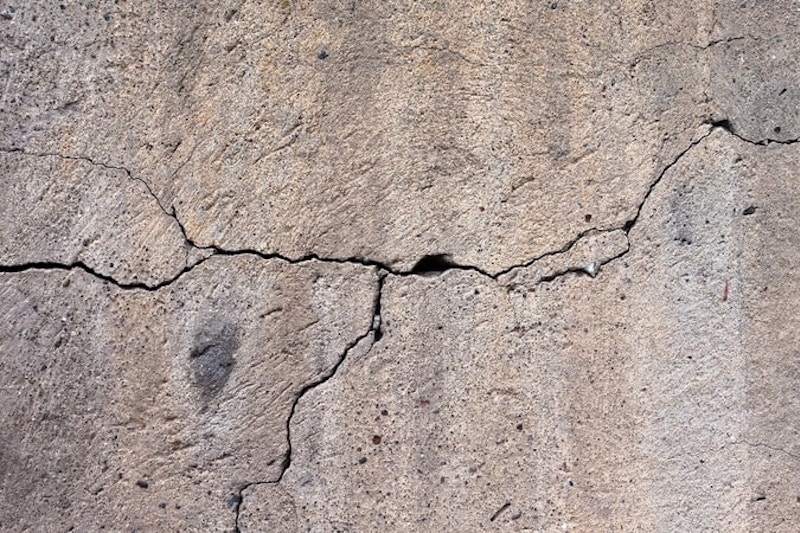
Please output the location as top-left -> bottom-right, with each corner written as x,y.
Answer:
3,119 -> 788,290
535,237 -> 631,285
0,259 -> 208,291
739,440 -> 800,461
709,119 -> 800,146
0,231 -> 620,290
626,35 -> 752,69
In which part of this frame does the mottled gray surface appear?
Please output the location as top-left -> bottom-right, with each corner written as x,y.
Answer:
2,1 -> 800,531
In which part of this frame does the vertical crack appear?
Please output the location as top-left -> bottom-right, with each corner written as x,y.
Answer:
232,271 -> 386,532
274,270 -> 385,482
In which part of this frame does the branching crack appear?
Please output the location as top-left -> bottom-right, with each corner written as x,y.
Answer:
497,226 -> 622,280
518,125 -> 717,280
4,117 -> 797,531
0,125 -> 717,289
535,240 -> 631,285
230,272 -> 386,532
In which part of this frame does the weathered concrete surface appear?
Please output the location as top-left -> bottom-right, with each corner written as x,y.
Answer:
2,0 -> 800,531
5,1 -> 797,274
0,257 -> 377,531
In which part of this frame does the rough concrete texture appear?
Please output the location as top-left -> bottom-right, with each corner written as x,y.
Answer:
0,257 -> 377,530
0,150 -> 191,286
240,131 -> 800,531
1,1 -> 799,531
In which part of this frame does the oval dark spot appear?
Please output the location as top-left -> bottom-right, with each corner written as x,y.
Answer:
226,494 -> 242,509
189,318 -> 240,395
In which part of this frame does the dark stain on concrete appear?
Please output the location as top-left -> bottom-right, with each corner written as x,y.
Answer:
189,318 -> 239,395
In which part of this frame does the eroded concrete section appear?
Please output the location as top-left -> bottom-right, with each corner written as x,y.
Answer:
239,132 -> 800,531
0,256 -> 376,531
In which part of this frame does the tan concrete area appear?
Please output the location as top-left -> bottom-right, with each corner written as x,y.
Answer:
2,1 -> 799,531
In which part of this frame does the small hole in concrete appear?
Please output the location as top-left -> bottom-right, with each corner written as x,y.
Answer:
411,254 -> 456,275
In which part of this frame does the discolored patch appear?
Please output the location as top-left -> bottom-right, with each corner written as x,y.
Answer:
188,318 -> 239,395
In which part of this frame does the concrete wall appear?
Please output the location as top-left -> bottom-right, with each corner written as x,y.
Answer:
2,1 -> 799,531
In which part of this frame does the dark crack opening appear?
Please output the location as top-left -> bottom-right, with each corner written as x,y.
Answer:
3,116 -> 798,531
411,254 -> 458,276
